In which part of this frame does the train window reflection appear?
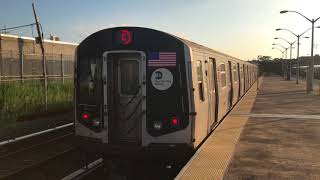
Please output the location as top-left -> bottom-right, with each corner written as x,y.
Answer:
79,57 -> 97,97
220,63 -> 226,87
197,60 -> 205,101
233,64 -> 238,81
120,60 -> 139,95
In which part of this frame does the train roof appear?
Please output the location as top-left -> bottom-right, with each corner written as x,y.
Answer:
79,26 -> 253,65
127,26 -> 246,63
174,36 -> 244,62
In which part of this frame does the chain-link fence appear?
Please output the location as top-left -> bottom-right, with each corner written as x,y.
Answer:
0,51 -> 74,82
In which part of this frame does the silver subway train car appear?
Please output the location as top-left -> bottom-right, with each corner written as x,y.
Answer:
74,27 -> 258,158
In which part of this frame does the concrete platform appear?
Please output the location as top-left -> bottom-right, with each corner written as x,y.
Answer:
176,76 -> 320,180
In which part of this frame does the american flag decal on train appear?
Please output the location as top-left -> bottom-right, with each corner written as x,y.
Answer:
148,52 -> 176,67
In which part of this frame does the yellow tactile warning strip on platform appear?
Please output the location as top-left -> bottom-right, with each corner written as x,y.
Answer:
175,79 -> 261,180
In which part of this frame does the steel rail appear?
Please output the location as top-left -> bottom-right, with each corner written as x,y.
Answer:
60,158 -> 104,180
3,147 -> 76,178
0,122 -> 74,146
0,132 -> 74,159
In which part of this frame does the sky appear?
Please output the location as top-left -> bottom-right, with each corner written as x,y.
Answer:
1,0 -> 320,60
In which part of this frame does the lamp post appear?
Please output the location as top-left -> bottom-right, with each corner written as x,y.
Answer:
281,10 -> 320,93
272,43 -> 288,58
272,47 -> 286,78
272,45 -> 288,79
275,28 -> 312,84
274,37 -> 297,80
272,47 -> 285,58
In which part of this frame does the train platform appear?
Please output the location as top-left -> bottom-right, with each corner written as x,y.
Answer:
175,75 -> 320,180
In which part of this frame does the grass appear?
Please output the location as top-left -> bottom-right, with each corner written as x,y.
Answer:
0,80 -> 73,128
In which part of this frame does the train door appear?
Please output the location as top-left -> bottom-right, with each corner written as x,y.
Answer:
228,61 -> 233,109
246,65 -> 251,87
232,63 -> 238,105
237,63 -> 241,100
103,51 -> 145,145
207,58 -> 219,132
218,62 -> 228,121
249,66 -> 251,85
243,64 -> 246,93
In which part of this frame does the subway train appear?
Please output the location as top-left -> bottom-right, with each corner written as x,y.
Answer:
74,27 -> 258,158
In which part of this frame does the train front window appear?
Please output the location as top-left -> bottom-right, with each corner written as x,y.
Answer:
120,60 -> 140,95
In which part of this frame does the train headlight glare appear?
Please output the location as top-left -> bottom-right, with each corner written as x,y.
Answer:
153,121 -> 162,130
92,119 -> 100,127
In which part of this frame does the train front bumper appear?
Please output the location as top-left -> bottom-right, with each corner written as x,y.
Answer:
73,135 -> 193,159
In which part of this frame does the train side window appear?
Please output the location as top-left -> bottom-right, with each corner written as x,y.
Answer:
240,65 -> 243,78
233,64 -> 238,82
196,60 -> 205,101
220,63 -> 226,87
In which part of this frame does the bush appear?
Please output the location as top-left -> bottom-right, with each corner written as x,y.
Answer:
0,80 -> 73,128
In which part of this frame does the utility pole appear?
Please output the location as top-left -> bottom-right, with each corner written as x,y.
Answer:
307,20 -> 315,93
296,37 -> 300,84
288,44 -> 293,80
3,25 -> 7,34
285,48 -> 288,80
32,3 -> 47,110
280,10 -> 320,93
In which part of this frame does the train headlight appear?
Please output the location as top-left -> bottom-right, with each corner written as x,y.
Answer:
153,121 -> 162,130
92,119 -> 100,127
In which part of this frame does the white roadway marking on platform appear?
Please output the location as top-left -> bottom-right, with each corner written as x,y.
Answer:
231,113 -> 320,120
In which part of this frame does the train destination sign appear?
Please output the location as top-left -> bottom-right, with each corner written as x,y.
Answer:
115,29 -> 132,46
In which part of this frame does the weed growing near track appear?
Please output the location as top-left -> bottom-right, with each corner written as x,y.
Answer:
0,80 -> 73,128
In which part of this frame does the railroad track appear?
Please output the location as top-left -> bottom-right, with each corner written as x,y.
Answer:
0,123 -> 74,146
0,123 -> 75,179
0,123 -> 103,180
1,148 -> 102,180
0,123 -> 183,180
1,147 -> 76,179
61,158 -> 104,180
0,123 -> 74,159
0,133 -> 74,160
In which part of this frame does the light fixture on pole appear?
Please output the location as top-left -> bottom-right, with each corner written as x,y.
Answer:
281,10 -> 320,93
272,44 -> 289,79
276,27 -> 316,84
272,43 -> 288,58
274,37 -> 296,80
272,47 -> 285,58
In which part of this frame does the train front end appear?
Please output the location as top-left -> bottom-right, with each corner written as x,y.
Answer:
74,27 -> 193,158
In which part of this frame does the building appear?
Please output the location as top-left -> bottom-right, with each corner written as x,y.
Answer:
0,34 -> 78,81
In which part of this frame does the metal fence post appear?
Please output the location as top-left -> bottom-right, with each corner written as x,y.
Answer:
20,51 -> 24,83
0,51 -> 2,84
45,54 -> 48,110
10,50 -> 13,77
61,53 -> 64,84
257,69 -> 259,90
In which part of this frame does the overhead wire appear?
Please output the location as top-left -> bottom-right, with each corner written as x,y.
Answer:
0,23 -> 36,32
